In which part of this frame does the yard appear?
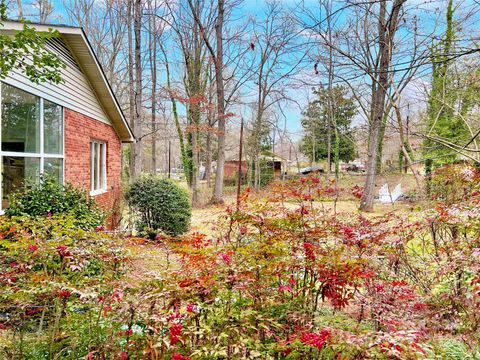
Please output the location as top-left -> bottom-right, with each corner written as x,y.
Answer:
3,0 -> 480,358
127,173 -> 419,284
2,168 -> 480,359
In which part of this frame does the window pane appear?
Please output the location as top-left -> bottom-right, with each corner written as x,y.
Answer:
1,84 -> 40,153
44,100 -> 63,154
44,158 -> 63,184
91,142 -> 98,191
2,157 -> 40,208
100,143 -> 105,188
95,143 -> 99,190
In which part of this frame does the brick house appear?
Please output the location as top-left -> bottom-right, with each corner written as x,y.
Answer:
0,21 -> 134,214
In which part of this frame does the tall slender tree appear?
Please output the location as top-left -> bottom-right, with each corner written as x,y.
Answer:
248,2 -> 304,189
132,0 -> 143,179
359,0 -> 407,211
148,0 -> 159,174
32,0 -> 54,23
424,0 -> 470,168
187,0 -> 227,203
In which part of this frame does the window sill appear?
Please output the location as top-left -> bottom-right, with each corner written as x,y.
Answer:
90,189 -> 107,196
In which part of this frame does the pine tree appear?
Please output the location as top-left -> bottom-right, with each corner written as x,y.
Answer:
300,86 -> 357,166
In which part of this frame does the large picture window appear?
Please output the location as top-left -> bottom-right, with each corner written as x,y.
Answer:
0,83 -> 64,210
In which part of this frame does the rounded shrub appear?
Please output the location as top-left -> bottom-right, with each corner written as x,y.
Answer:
125,175 -> 191,236
5,176 -> 105,230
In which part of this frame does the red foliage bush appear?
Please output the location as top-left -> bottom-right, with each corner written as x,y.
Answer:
3,173 -> 480,359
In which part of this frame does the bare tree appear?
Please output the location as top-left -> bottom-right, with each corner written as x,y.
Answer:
131,0 -> 143,179
298,0 -> 431,211
182,0 -> 210,205
63,0 -> 128,95
16,0 -> 23,19
148,0 -> 159,174
205,61 -> 216,188
32,0 -> 54,23
160,0 -> 214,205
187,0 -> 227,204
247,2 -> 305,189
357,0 -> 407,211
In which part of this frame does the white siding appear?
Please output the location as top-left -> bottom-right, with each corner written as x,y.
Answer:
3,37 -> 111,125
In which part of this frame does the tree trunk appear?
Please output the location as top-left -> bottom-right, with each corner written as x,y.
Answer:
205,120 -> 212,188
186,0 -> 225,203
191,122 -> 199,205
205,63 -> 214,188
17,0 -> 23,19
359,0 -> 406,212
190,15 -> 202,207
392,89 -> 424,197
150,12 -> 157,174
255,155 -> 261,189
160,43 -> 190,185
211,0 -> 226,204
253,108 -> 263,190
360,65 -> 387,211
127,0 -> 136,180
326,110 -> 332,177
326,0 -> 335,180
132,0 -> 143,179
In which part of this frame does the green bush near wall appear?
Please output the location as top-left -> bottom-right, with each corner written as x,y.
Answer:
125,175 -> 191,236
5,176 -> 105,230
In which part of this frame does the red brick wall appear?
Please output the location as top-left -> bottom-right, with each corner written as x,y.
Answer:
64,108 -> 122,217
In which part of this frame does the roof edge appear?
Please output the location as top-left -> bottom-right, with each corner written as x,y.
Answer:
77,28 -> 135,142
1,20 -> 83,33
1,20 -> 135,143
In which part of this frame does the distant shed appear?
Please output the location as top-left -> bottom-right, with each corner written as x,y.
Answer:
224,160 -> 247,180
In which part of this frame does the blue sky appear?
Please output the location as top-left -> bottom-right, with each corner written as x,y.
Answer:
15,0 -> 312,138
12,0 -> 480,141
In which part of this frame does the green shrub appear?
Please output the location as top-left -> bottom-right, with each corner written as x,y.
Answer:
439,339 -> 480,360
5,176 -> 105,230
125,175 -> 191,236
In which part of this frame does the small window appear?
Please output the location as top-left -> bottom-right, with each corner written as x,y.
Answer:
90,140 -> 106,194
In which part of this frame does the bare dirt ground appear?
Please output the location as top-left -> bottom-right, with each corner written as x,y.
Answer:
125,196 -> 235,285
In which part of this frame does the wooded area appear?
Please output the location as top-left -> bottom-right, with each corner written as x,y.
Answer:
9,0 -> 480,211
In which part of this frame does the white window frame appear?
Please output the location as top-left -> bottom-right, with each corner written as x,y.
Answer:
0,82 -> 65,213
90,140 -> 107,196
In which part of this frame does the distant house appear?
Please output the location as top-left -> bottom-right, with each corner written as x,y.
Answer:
261,151 -> 288,179
224,160 -> 247,181
0,21 -> 134,212
224,152 -> 289,184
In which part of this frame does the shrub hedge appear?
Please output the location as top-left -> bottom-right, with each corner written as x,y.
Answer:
125,175 -> 191,236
